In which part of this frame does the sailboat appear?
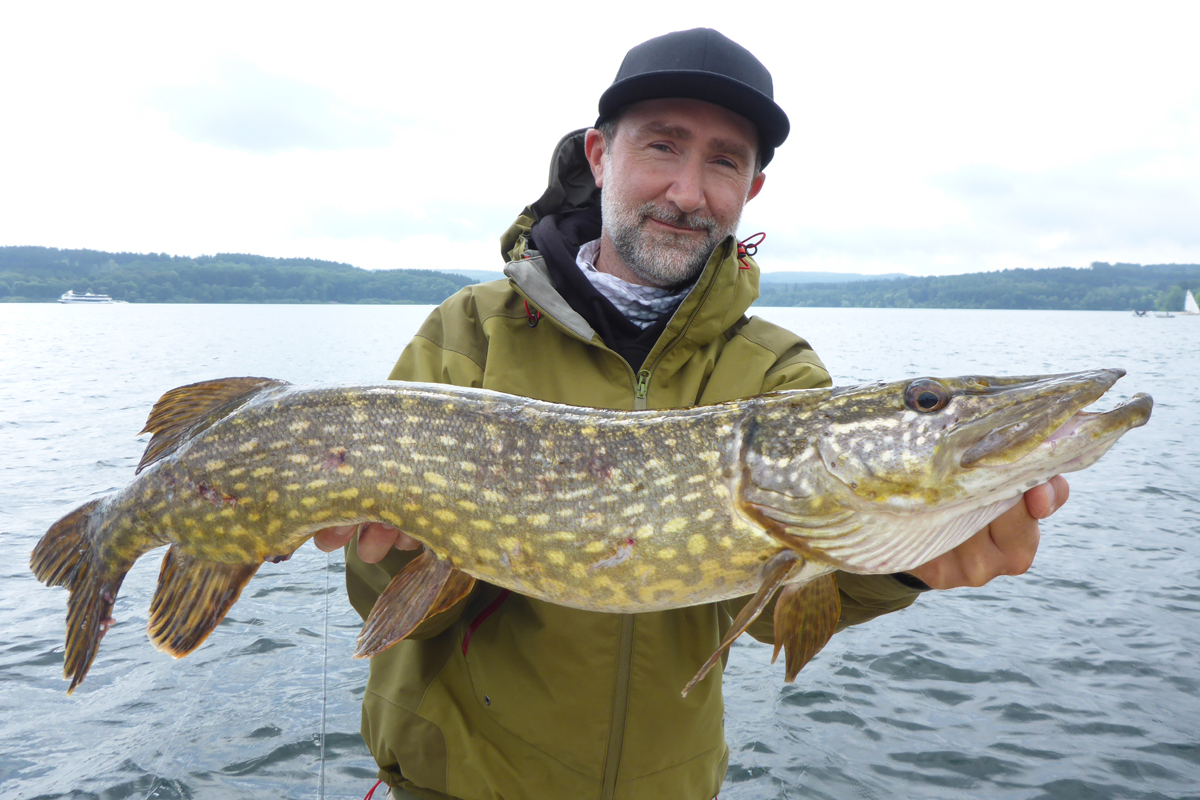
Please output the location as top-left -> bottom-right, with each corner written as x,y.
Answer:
1183,289 -> 1200,316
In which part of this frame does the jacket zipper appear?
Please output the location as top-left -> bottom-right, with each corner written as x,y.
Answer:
599,614 -> 636,800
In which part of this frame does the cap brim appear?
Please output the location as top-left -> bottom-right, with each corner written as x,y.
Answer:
597,70 -> 790,156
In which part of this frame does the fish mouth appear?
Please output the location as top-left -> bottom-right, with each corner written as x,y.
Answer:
1028,391 -> 1153,470
954,369 -> 1147,469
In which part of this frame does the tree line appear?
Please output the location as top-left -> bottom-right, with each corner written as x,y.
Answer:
3,246 -> 1198,310
0,246 -> 472,304
756,262 -> 1200,311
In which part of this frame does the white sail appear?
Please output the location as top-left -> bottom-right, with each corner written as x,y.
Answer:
1185,290 -> 1199,315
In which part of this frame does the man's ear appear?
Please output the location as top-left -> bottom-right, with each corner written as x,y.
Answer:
746,171 -> 766,203
584,128 -> 607,189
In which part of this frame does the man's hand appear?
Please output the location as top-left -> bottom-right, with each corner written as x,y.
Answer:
906,475 -> 1070,590
312,523 -> 419,563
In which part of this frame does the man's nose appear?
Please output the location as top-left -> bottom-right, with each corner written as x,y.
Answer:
664,159 -> 705,214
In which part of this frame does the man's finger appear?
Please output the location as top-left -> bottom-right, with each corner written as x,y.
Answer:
312,524 -> 358,552
1025,475 -> 1071,519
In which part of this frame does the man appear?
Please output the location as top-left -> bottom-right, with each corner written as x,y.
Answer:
315,28 -> 1067,800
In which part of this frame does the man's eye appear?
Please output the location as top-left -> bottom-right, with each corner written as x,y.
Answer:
650,143 -> 672,153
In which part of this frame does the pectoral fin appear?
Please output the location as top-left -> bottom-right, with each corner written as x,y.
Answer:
771,573 -> 840,682
682,549 -> 800,697
355,548 -> 476,658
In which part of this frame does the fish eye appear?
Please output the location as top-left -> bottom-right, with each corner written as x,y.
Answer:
904,380 -> 950,413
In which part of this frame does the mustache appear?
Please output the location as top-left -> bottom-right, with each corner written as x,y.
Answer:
638,204 -> 718,235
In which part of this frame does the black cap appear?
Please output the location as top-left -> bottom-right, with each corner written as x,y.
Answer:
597,28 -> 790,167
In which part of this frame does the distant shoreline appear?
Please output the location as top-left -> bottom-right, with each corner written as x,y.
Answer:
3,246 -> 1198,311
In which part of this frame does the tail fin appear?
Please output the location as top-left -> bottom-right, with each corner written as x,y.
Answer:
30,498 -> 133,694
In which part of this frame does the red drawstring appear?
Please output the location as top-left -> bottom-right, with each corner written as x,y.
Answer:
462,589 -> 512,655
364,778 -> 383,799
523,299 -> 541,327
737,232 -> 766,269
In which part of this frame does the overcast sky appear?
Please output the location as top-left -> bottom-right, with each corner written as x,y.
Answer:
2,2 -> 1197,276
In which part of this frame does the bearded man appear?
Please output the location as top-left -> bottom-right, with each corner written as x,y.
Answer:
315,28 -> 1067,800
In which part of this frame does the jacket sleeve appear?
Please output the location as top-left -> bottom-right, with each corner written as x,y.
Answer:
342,292 -> 486,638
719,332 -> 925,644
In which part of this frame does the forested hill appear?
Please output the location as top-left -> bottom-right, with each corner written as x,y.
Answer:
0,246 -> 473,304
3,246 -> 1198,310
757,262 -> 1200,311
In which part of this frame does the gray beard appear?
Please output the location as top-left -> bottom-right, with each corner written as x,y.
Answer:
600,188 -> 740,290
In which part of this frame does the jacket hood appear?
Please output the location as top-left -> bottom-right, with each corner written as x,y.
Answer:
500,128 -> 763,355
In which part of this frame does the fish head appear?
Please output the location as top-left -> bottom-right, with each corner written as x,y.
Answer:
813,368 -> 1153,515
739,368 -> 1151,575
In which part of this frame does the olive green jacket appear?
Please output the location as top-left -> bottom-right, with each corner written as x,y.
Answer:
344,132 -> 922,800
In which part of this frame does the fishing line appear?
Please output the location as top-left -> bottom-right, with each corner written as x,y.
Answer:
319,548 -> 330,800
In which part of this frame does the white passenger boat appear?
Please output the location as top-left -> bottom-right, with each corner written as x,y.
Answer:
58,290 -> 115,304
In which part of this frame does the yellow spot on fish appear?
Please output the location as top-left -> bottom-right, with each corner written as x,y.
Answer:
377,482 -> 398,493
547,551 -> 566,566
457,500 -> 478,513
252,466 -> 275,478
688,475 -> 706,484
425,472 -> 448,488
656,548 -> 677,560
687,534 -> 707,555
483,490 -> 505,505
527,514 -> 550,528
697,509 -> 715,522
380,510 -> 402,525
434,509 -> 457,522
662,517 -> 688,535
460,461 -> 477,472
285,483 -> 300,491
337,465 -> 354,475
270,440 -> 289,450
206,460 -> 226,471
438,435 -> 457,447
301,497 -> 318,507
308,479 -> 328,490
289,420 -> 311,433
476,548 -> 497,561
622,503 -> 647,517
551,531 -> 575,541
268,519 -> 282,534
584,541 -> 606,553
331,488 -> 359,500
361,498 -> 376,509
499,514 -> 518,526
229,467 -> 246,477
289,454 -> 309,465
498,537 -> 520,551
451,534 -> 470,549
234,483 -> 247,492
220,508 -> 236,518
572,563 -> 588,578
470,519 -> 494,532
238,439 -> 258,453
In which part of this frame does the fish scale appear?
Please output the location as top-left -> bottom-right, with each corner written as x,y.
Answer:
30,369 -> 1151,694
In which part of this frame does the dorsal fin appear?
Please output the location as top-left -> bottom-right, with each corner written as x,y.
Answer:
136,377 -> 288,473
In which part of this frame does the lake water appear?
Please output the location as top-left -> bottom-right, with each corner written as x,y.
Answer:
2,304 -> 1198,800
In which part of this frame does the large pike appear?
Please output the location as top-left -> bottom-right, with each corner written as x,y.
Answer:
31,370 -> 1151,695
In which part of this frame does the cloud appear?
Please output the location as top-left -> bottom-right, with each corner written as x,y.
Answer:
151,61 -> 399,154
